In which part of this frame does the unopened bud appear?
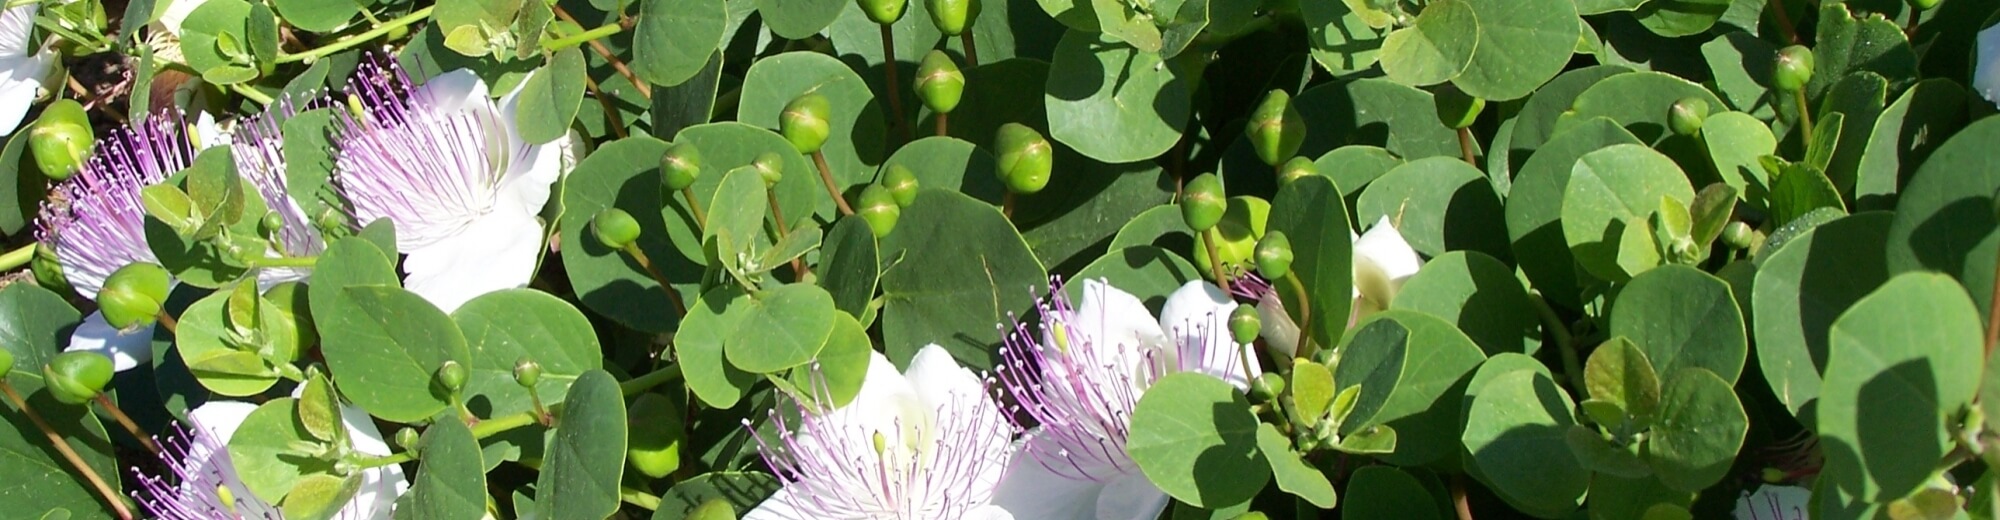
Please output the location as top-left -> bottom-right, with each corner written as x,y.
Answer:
660,142 -> 703,191
858,0 -> 907,24
926,0 -> 981,35
883,164 -> 919,207
29,100 -> 94,181
780,92 -> 833,155
754,152 -> 786,187
994,123 -> 1052,194
1181,174 -> 1226,232
395,427 -> 421,453
1247,90 -> 1306,167
1278,157 -> 1317,185
858,184 -> 901,238
915,51 -> 965,115
1722,221 -> 1754,250
628,392 -> 686,479
32,243 -> 70,296
1229,305 -> 1261,345
592,208 -> 642,250
1668,97 -> 1710,137
1908,0 -> 1940,10
1432,86 -> 1484,130
513,357 -> 543,388
1255,231 -> 1293,280
43,351 -> 114,404
99,262 -> 171,330
1251,372 -> 1284,402
436,361 -> 468,396
1774,45 -> 1814,93
688,497 -> 738,520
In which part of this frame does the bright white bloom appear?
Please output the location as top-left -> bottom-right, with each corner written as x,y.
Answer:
0,1 -> 52,136
1978,23 -> 2000,109
234,101 -> 326,286
1234,216 -> 1424,356
746,345 -> 1016,520
333,60 -> 564,314
989,279 -> 1258,520
134,399 -> 408,519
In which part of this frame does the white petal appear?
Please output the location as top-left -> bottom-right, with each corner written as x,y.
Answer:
902,343 -> 984,410
0,3 -> 34,57
413,69 -> 491,117
1733,485 -> 1811,520
1159,281 -> 1257,388
1094,472 -> 1171,520
989,436 -> 1105,520
494,137 -> 564,216
64,311 -> 154,372
1071,278 -> 1169,356
1255,297 -> 1301,358
1980,24 -> 2000,109
740,488 -> 815,520
401,206 -> 544,314
152,0 -> 210,36
187,400 -> 261,442
828,349 -> 928,454
193,111 -> 229,150
0,51 -> 50,136
1354,216 -> 1424,287
968,505 -> 1017,520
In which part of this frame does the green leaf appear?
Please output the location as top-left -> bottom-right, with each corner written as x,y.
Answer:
1567,71 -> 1725,146
878,189 -> 1047,369
649,472 -> 781,520
453,289 -> 604,418
1700,31 -> 1778,121
820,216 -> 881,318
1763,157 -> 1846,229
1587,474 -> 1695,520
1332,318 -> 1406,432
1583,336 -> 1661,427
513,48 -> 587,145
1391,251 -> 1540,356
1449,0 -> 1580,101
1127,372 -> 1269,509
1632,0 -> 1728,37
1256,423 -> 1336,508
737,52 -> 888,208
1817,71 -> 1888,196
1069,246 -> 1202,312
1608,265 -> 1748,384
321,286 -> 472,423
306,237 -> 401,329
1302,0 -> 1387,75
176,290 -> 281,397
1564,424 -> 1649,478
1886,117 -> 2000,321
647,53 -> 723,141
1379,0 -> 1478,86
270,0 -> 359,32
676,285 -> 760,409
0,287 -> 117,517
1506,65 -> 1632,152
1357,157 -> 1510,261
228,398 -> 330,503
560,137 -> 699,333
879,137 -> 1006,205
633,0 -> 727,86
1343,466 -> 1443,520
1818,272 -> 1983,502
1854,79 -> 1969,210
1338,311 -> 1486,430
1506,117 -> 1641,310
705,166 -> 771,270
1805,3 -> 1917,104
1700,112 -> 1776,208
1317,146 -> 1405,199
179,0 -> 253,73
280,471 -> 362,520
298,374 -> 340,443
1291,361 -> 1334,424
1751,212 -> 1892,424
725,284 -> 838,373
1045,30 -> 1191,163
1461,369 -> 1587,518
1644,367 -> 1746,493
799,312 -> 872,408
535,370 -> 628,520
1561,144 -> 1697,281
397,417 -> 485,520
0,130 -> 45,235
1268,176 -> 1353,349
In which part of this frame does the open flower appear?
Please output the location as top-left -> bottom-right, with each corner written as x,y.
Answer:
235,101 -> 326,285
1232,216 -> 1423,356
989,279 -> 1257,520
0,1 -> 53,136
135,399 -> 407,519
746,345 -> 1016,519
37,113 -> 201,371
333,60 -> 564,314
1980,23 -> 2000,109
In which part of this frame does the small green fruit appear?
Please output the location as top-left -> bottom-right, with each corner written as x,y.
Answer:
1722,221 -> 1754,250
436,360 -> 468,396
780,92 -> 833,155
1908,0 -> 1939,10
395,427 -> 421,452
858,0 -> 907,25
993,123 -> 1053,195
688,498 -> 738,520
883,164 -> 919,208
660,142 -> 703,191
627,392 -> 686,479
43,351 -> 114,404
1773,45 -> 1814,93
1230,511 -> 1271,520
513,357 -> 543,388
915,51 -> 965,115
592,208 -> 642,250
1246,90 -> 1306,167
99,262 -> 170,330
32,243 -> 71,296
0,347 -> 13,379
1432,86 -> 1485,130
1668,97 -> 1710,137
754,152 -> 786,187
29,100 -> 94,181
1181,174 -> 1226,232
1229,305 -> 1261,345
858,184 -> 901,238
1278,157 -> 1317,185
1255,231 -> 1293,280
926,0 -> 981,35
1251,372 -> 1284,402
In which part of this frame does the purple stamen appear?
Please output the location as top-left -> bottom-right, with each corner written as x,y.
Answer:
35,112 -> 196,298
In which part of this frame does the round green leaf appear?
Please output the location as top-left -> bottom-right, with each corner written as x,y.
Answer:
879,136 -> 1005,204
513,48 -> 588,145
227,398 -> 327,504
0,285 -> 117,517
1045,30 -> 1191,163
757,0 -> 847,39
650,472 -> 782,520
1302,0 -> 1387,75
1357,156 -> 1510,261
676,285 -> 760,409
725,284 -> 838,373
1507,65 -> 1632,153
1257,423 -> 1336,509
739,52 -> 890,201
1268,176 -> 1353,349
634,0 -> 727,86
820,216 -> 882,319
320,286 -> 471,423
1338,311 -> 1486,431
1645,367 -> 1746,493
1505,118 -> 1640,310
1700,111 -> 1776,207
878,189 -> 1047,369
1887,117 -> 2000,320
400,417 -> 485,520
1560,144 -> 1696,282
1855,79 -> 1969,209
1069,246 -> 1202,313
1343,466 -> 1442,520
1633,0 -> 1728,37
452,289 -> 604,418
1608,265 -> 1748,384
559,136 -> 698,333
534,370 -> 628,520
1751,212 -> 1892,424
1379,0 -> 1478,86
1316,145 -> 1405,199
179,0 -> 253,74
1127,372 -> 1269,509
175,290 -> 280,397
1461,370 -> 1587,518
1567,71 -> 1725,146
1391,251 -> 1541,356
269,0 -> 359,31
1449,0 -> 1579,101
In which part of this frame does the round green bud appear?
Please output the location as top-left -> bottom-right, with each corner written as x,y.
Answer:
1773,45 -> 1815,93
1180,174 -> 1226,232
32,242 -> 70,296
1255,231 -> 1294,280
1250,373 -> 1284,402
660,142 -> 703,191
395,427 -> 421,453
858,184 -> 902,238
858,0 -> 907,25
1668,97 -> 1710,137
883,163 -> 919,208
436,360 -> 468,396
514,357 -> 543,388
755,152 -> 786,187
99,262 -> 171,330
1229,305 -> 1261,345
628,392 -> 686,479
1722,221 -> 1754,250
781,92 -> 833,155
689,498 -> 738,520
0,347 -> 13,379
1908,0 -> 1939,10
926,0 -> 981,35
43,351 -> 113,404
258,211 -> 286,241
29,100 -> 94,181
915,51 -> 965,115
592,208 -> 642,250
1246,90 -> 1306,167
1230,512 -> 1271,520
994,123 -> 1053,195
1432,86 -> 1485,130
1278,156 -> 1317,185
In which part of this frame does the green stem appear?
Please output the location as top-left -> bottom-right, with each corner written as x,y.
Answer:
621,365 -> 683,397
1793,88 -> 1814,139
621,486 -> 662,510
352,451 -> 416,469
470,410 -> 542,439
1201,228 -> 1234,296
1,383 -> 135,520
0,242 -> 34,272
541,23 -> 624,52
1532,292 -> 1584,397
231,83 -> 276,105
278,6 -> 437,64
33,18 -> 110,51
1284,274 -> 1316,360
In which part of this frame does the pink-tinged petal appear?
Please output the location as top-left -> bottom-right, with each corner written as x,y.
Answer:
401,207 -> 544,314
0,3 -> 34,57
903,343 -> 985,410
968,505 -> 1018,520
151,0 -> 210,36
989,433 -> 1107,520
1160,281 -> 1256,388
187,400 -> 260,442
65,311 -> 154,372
1094,472 -> 1170,520
412,69 -> 491,117
1072,278 -> 1169,354
1256,296 -> 1301,358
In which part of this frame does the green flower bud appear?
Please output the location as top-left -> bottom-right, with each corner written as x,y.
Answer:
1278,157 -> 1317,185
1246,90 -> 1306,167
1230,511 -> 1271,520
755,152 -> 786,187
689,498 -> 738,520
883,163 -> 919,208
592,208 -> 642,250
0,347 -> 13,379
1432,86 -> 1485,130
1255,230 -> 1294,280
43,351 -> 113,404
1908,0 -> 1939,11
32,242 -> 70,296
926,0 -> 981,35
780,92 -> 833,155
395,427 -> 421,453
660,142 -> 703,191
513,357 -> 543,388
1252,372 -> 1285,402
1181,173 -> 1226,232
1668,97 -> 1710,137
1773,45 -> 1814,93
1722,221 -> 1754,250
258,211 -> 286,241
99,262 -> 171,330
915,51 -> 965,115
29,100 -> 94,181
436,360 -> 468,396
858,0 -> 907,24
858,184 -> 901,238
993,123 -> 1052,195
1229,305 -> 1261,345
628,392 -> 686,479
